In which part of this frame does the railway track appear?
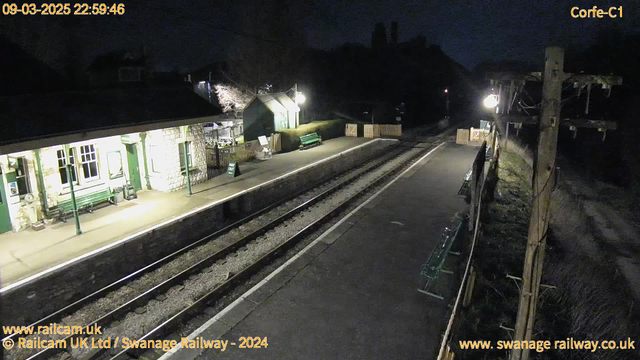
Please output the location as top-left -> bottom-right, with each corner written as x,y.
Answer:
4,134 -> 446,360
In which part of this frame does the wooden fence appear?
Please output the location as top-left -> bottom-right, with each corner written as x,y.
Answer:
206,134 -> 281,171
380,124 -> 402,137
362,124 -> 402,138
456,129 -> 470,145
345,123 -> 358,137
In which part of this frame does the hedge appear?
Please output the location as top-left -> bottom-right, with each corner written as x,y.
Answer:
277,119 -> 346,152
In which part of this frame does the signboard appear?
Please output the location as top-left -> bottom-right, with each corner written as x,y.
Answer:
227,161 -> 241,177
8,182 -> 18,196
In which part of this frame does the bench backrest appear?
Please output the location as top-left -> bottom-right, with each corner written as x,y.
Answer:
300,132 -> 320,143
58,188 -> 112,211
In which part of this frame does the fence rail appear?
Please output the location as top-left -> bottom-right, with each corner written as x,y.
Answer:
205,134 -> 281,172
437,127 -> 500,360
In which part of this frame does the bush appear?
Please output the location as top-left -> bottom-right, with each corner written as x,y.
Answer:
277,119 -> 346,152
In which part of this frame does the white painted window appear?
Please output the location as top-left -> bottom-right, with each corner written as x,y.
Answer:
57,148 -> 78,186
107,151 -> 123,179
178,142 -> 192,171
149,144 -> 162,173
14,157 -> 31,196
80,144 -> 100,181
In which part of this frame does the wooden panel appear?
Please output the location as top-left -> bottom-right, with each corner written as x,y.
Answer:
456,129 -> 470,145
345,123 -> 358,137
380,124 -> 402,137
364,124 -> 381,138
470,128 -> 490,142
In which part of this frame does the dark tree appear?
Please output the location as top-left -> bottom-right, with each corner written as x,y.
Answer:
224,0 -> 306,94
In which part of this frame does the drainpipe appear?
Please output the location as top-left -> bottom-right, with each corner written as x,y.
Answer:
139,132 -> 152,190
64,144 -> 82,235
34,149 -> 49,217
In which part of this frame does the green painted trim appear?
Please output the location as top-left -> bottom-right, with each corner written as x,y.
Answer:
139,132 -> 152,190
34,149 -> 49,217
64,144 -> 82,235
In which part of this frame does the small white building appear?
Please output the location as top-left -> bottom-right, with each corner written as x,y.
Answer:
0,86 -> 220,234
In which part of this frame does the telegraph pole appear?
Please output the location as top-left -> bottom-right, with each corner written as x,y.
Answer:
511,46 -> 564,360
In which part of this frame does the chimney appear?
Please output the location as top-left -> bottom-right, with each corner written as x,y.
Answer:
391,21 -> 398,45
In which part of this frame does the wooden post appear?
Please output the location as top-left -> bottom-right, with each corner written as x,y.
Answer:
511,47 -> 564,360
463,266 -> 476,307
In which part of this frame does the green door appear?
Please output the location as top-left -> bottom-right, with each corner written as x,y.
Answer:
125,144 -> 142,191
0,170 -> 13,234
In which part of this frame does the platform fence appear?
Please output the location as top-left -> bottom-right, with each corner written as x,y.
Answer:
437,126 -> 500,360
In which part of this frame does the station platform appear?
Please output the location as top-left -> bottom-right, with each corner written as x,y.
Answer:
0,137 -> 379,289
166,142 -> 478,360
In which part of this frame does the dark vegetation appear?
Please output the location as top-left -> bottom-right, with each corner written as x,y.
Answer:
277,119 -> 346,152
453,145 -> 640,360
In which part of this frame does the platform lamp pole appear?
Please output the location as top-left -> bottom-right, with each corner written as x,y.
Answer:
64,144 -> 82,235
182,125 -> 192,196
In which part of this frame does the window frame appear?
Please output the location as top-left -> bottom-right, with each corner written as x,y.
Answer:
178,141 -> 193,172
148,144 -> 162,173
106,150 -> 124,180
118,67 -> 141,82
57,148 -> 78,187
14,157 -> 31,198
79,144 -> 100,182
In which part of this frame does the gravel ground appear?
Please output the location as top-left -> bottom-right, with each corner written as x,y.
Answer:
5,142 -> 410,360
67,144 -> 426,359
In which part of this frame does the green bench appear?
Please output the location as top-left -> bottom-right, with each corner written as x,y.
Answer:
417,213 -> 468,299
57,188 -> 114,222
299,132 -> 322,150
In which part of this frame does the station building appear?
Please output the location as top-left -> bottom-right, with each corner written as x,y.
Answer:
0,86 -> 220,234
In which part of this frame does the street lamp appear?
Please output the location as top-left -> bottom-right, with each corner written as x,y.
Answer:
483,94 -> 499,108
295,92 -> 306,104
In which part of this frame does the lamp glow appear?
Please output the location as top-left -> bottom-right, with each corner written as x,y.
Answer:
295,92 -> 306,104
483,94 -> 498,108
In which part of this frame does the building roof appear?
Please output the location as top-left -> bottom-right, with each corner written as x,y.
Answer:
0,36 -> 70,96
251,92 -> 300,114
86,51 -> 145,72
0,85 -> 221,152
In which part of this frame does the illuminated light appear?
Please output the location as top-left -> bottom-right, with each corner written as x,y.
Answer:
483,94 -> 499,108
295,93 -> 306,104
444,89 -> 448,93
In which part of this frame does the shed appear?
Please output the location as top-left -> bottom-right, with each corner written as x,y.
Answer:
242,92 -> 299,141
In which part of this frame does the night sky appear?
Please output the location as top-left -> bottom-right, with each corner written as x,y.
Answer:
9,0 -> 640,72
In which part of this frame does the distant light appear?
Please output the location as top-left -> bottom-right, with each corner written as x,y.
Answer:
444,89 -> 448,94
483,94 -> 499,108
198,81 -> 205,84
295,92 -> 306,104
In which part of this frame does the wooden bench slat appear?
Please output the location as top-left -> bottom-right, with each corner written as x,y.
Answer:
299,132 -> 322,149
56,188 -> 114,221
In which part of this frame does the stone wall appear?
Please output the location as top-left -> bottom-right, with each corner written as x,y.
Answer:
1,139 -> 394,326
146,125 -> 207,192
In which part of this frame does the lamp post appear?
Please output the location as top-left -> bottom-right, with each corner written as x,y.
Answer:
64,144 -> 81,235
444,88 -> 450,117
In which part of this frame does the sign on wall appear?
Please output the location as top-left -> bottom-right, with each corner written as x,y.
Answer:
8,182 -> 18,196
